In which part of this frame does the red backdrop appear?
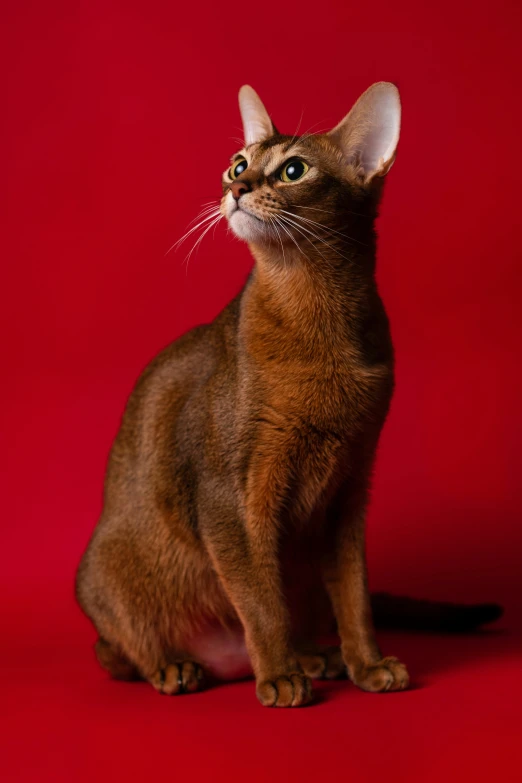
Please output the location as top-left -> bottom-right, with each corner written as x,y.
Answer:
2,1 -> 521,781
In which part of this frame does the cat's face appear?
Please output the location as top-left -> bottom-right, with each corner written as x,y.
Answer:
220,84 -> 401,249
221,134 -> 355,245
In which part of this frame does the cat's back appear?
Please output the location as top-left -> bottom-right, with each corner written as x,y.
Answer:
102,292 -> 242,508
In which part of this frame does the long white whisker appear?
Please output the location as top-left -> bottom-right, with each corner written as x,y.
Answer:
285,109 -> 305,149
296,120 -> 331,140
287,204 -> 336,214
172,209 -> 220,246
277,214 -> 331,264
287,203 -> 372,221
280,209 -> 367,247
185,214 -> 222,257
278,213 -> 348,260
165,209 -> 221,257
186,206 -> 221,227
268,216 -> 286,270
182,214 -> 223,271
273,215 -> 305,258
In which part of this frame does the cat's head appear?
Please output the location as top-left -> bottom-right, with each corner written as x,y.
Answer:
221,83 -> 400,249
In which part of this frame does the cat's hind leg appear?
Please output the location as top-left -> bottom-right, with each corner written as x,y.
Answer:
95,638 -> 207,695
95,638 -> 140,681
78,521 -> 226,696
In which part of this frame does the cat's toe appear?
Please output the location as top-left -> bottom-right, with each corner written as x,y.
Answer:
256,673 -> 313,707
351,656 -> 409,693
298,646 -> 346,679
151,661 -> 205,695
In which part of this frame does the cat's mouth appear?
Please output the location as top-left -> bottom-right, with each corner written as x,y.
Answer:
234,202 -> 263,221
228,201 -> 269,243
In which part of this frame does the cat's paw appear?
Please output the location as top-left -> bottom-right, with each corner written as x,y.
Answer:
256,673 -> 313,707
297,646 -> 346,679
351,656 -> 409,693
150,661 -> 205,695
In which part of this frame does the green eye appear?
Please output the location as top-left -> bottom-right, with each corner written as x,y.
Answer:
230,158 -> 248,179
280,159 -> 309,182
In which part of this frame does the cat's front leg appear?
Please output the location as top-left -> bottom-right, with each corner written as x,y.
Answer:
201,501 -> 312,707
322,487 -> 410,693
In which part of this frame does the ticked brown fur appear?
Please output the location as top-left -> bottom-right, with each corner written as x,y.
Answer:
76,84 -> 434,705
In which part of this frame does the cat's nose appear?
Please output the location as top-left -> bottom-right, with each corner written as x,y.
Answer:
230,180 -> 251,201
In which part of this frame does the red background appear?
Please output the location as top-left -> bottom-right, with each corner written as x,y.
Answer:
2,1 -> 522,780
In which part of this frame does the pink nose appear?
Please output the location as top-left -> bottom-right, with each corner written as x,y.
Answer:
230,180 -> 250,200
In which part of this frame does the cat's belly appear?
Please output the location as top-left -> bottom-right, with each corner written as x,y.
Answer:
185,623 -> 252,681
182,582 -> 332,681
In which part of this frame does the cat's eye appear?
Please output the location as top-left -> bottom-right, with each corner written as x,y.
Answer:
280,159 -> 309,183
230,158 -> 248,179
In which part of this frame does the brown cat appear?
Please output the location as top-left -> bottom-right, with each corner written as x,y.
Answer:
76,83 -> 501,707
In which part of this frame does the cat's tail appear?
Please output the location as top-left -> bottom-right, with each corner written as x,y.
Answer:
370,592 -> 503,632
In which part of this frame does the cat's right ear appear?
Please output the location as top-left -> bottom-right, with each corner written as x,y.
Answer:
328,82 -> 401,182
238,85 -> 275,146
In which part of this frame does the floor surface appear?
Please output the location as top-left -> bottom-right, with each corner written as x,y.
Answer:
3,589 -> 521,782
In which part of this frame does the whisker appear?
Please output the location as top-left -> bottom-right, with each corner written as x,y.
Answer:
268,216 -> 287,270
265,208 -> 307,258
296,120 -> 331,139
182,214 -> 223,271
285,109 -> 305,149
280,209 -> 368,248
186,206 -> 221,227
181,205 -> 220,229
278,213 -> 355,263
164,203 -> 222,258
167,209 -> 221,252
287,204 -> 336,215
279,213 -> 342,252
273,215 -> 305,258
277,214 -> 331,264
287,203 -> 372,221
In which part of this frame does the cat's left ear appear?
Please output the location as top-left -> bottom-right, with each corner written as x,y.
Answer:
328,82 -> 401,181
238,85 -> 276,146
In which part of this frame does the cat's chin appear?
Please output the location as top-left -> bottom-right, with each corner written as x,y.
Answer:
229,209 -> 269,244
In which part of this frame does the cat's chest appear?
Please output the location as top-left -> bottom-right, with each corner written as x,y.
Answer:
237,356 -> 392,522
259,350 -> 393,435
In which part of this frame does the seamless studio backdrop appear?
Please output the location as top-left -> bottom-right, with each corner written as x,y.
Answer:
2,1 -> 522,781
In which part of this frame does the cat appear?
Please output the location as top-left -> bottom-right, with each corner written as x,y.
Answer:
76,83 -> 501,707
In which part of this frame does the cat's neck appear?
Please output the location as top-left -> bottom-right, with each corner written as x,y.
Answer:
240,238 -> 378,363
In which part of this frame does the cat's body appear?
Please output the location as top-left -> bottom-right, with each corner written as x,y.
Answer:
77,84 -> 501,705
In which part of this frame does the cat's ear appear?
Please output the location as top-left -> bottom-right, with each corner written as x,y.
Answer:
238,85 -> 276,146
328,82 -> 401,181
